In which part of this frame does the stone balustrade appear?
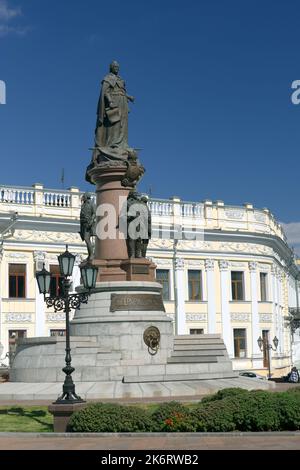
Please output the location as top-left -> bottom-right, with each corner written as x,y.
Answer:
0,184 -> 286,242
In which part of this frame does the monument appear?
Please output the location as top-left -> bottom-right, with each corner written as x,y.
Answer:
10,62 -> 240,394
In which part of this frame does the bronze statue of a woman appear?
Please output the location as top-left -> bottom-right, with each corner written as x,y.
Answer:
94,61 -> 134,159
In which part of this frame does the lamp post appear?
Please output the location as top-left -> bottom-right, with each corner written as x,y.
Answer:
257,335 -> 279,380
36,245 -> 98,404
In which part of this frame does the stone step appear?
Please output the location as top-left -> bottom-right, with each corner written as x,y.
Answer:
123,370 -> 239,383
71,342 -> 102,348
173,344 -> 226,351
174,334 -> 221,340
173,339 -> 224,345
167,356 -> 217,363
171,350 -> 225,357
70,336 -> 97,342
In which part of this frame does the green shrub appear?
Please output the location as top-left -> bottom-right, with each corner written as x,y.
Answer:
194,390 -> 281,432
151,401 -> 195,432
232,391 -> 280,431
192,398 -> 237,432
275,392 -> 300,430
68,402 -> 154,432
67,388 -> 300,433
201,387 -> 249,404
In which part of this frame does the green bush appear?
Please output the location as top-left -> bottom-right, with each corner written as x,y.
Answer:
68,402 -> 154,432
232,391 -> 280,431
194,390 -> 300,432
67,388 -> 300,433
151,401 -> 195,432
275,392 -> 300,430
201,387 -> 249,404
192,398 -> 237,431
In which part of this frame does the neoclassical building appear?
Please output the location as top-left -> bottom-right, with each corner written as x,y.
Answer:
0,183 -> 299,377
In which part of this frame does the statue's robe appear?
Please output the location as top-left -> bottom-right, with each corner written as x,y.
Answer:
95,73 -> 129,149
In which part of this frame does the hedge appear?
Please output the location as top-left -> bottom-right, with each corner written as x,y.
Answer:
67,388 -> 300,432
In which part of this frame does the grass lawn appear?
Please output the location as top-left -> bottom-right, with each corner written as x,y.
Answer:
0,406 -> 53,432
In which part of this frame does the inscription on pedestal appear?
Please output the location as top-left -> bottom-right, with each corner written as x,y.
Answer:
132,265 -> 149,275
110,294 -> 165,312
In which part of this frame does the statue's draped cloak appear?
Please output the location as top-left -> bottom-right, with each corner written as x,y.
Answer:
95,73 -> 129,149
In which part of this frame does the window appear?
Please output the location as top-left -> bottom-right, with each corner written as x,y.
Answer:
9,264 -> 26,298
233,329 -> 247,358
189,328 -> 204,335
156,269 -> 170,300
260,273 -> 268,301
188,270 -> 202,301
50,329 -> 66,337
49,265 -> 63,297
231,271 -> 244,301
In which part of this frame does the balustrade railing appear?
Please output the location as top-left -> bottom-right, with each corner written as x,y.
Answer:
0,187 -> 34,205
43,191 -> 71,207
0,184 -> 287,241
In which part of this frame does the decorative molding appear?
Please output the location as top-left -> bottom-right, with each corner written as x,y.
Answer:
230,262 -> 247,268
259,314 -> 272,322
254,211 -> 266,223
186,313 -> 206,321
230,313 -> 250,322
249,261 -> 257,271
13,230 -> 81,244
33,251 -> 46,261
225,209 -> 245,220
204,259 -> 214,271
149,239 -> 174,250
186,259 -> 205,267
46,312 -> 66,322
174,257 -> 185,270
5,313 -> 32,323
151,258 -> 172,267
218,260 -> 229,271
258,263 -> 270,271
5,252 -> 29,260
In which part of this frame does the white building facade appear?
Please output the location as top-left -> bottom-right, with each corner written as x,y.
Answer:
0,183 -> 299,377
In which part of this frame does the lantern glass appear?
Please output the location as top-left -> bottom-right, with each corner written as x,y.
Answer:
273,336 -> 279,350
257,336 -> 263,351
58,245 -> 76,277
81,264 -> 98,290
36,264 -> 51,295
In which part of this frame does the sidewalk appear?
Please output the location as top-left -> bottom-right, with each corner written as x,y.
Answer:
0,432 -> 299,450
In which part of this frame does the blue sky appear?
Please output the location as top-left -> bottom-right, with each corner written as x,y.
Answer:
1,0 -> 300,231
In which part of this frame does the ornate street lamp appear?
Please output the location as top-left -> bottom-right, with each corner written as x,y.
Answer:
36,245 -> 98,404
257,335 -> 279,380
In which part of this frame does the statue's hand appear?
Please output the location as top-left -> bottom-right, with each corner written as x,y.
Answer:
128,95 -> 135,103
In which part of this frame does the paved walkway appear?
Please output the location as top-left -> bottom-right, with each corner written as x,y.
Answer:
0,432 -> 299,450
0,376 -> 275,401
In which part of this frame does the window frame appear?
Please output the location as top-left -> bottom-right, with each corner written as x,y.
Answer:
8,263 -> 26,299
260,272 -> 268,301
231,271 -> 245,301
49,265 -> 64,298
156,269 -> 170,301
187,269 -> 203,301
233,328 -> 247,358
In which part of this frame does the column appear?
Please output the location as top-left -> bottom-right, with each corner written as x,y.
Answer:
72,255 -> 82,291
278,271 -> 284,354
249,261 -> 261,358
173,257 -> 186,335
0,245 -> 4,359
271,265 -> 279,340
33,251 -> 46,336
219,260 -> 233,356
205,259 -> 216,334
